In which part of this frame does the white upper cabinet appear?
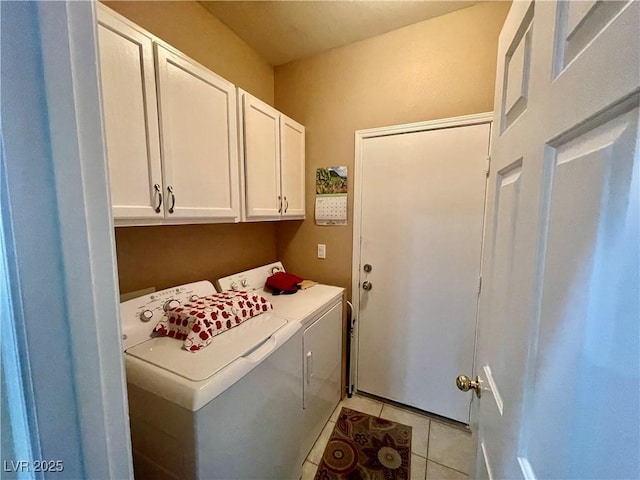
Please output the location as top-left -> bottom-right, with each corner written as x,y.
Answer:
97,8 -> 163,220
97,6 -> 240,225
240,90 -> 306,221
155,45 -> 240,221
242,93 -> 282,219
280,115 -> 305,218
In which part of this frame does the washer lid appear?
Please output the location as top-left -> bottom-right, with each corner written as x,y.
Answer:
126,313 -> 287,382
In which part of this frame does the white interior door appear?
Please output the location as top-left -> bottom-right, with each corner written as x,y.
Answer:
356,120 -> 490,423
155,44 -> 239,221
97,8 -> 162,220
471,1 -> 639,478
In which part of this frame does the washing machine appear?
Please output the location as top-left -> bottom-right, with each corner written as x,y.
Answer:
121,280 -> 304,480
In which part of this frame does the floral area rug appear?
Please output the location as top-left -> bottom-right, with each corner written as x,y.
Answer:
314,407 -> 411,480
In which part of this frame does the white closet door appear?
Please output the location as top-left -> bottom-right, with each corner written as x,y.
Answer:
97,8 -> 162,220
280,115 -> 305,219
357,122 -> 490,423
243,94 -> 282,220
155,45 -> 239,221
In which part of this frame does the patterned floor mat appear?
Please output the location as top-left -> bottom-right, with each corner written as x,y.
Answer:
314,407 -> 412,480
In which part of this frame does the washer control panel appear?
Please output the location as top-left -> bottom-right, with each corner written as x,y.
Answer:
120,280 -> 216,351
217,262 -> 285,292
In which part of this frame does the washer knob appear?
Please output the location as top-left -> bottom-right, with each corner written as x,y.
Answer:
241,279 -> 248,288
189,295 -> 199,302
163,299 -> 180,311
230,282 -> 239,291
140,310 -> 153,322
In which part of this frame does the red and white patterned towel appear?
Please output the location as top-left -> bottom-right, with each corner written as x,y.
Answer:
153,291 -> 273,352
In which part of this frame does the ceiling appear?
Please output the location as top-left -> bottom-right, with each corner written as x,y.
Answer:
199,1 -> 476,66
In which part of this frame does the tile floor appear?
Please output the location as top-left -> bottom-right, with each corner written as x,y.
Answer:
301,394 -> 473,480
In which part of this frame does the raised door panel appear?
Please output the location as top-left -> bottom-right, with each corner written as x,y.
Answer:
242,94 -> 281,220
155,45 -> 239,221
474,158 -> 525,479
280,115 -> 305,219
97,8 -> 162,220
522,106 -> 638,480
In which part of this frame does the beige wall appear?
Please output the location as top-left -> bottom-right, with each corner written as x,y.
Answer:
103,1 -> 277,294
102,0 -> 274,104
115,223 -> 277,293
274,2 -> 510,299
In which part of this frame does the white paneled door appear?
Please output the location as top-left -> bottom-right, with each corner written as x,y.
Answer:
355,118 -> 491,423
471,1 -> 639,479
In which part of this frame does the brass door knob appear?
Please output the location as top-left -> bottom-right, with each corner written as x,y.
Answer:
362,281 -> 372,291
456,375 -> 481,398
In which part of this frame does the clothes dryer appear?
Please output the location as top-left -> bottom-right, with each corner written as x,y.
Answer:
218,262 -> 344,459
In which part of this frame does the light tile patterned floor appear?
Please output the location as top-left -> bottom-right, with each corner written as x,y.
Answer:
301,394 -> 473,480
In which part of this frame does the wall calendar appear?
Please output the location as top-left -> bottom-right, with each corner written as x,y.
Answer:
315,166 -> 347,226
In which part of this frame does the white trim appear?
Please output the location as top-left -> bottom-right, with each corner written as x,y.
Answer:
470,123 -> 493,424
355,112 -> 494,139
237,88 -> 249,222
2,1 -> 85,474
0,124 -> 38,480
34,2 -> 131,477
351,134 -> 364,392
351,112 -> 493,393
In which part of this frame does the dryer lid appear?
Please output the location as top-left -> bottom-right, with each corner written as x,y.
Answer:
265,284 -> 344,323
126,313 -> 287,382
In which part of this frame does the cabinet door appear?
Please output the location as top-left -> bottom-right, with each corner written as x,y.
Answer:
242,93 -> 282,220
155,45 -> 240,221
302,302 -> 343,458
280,115 -> 305,219
97,8 -> 163,220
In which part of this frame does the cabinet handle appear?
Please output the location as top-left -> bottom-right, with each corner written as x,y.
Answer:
284,196 -> 289,213
153,184 -> 162,213
278,195 -> 282,214
167,185 -> 176,214
305,351 -> 313,384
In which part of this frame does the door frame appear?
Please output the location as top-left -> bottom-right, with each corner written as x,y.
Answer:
2,2 -> 133,477
351,112 -> 493,396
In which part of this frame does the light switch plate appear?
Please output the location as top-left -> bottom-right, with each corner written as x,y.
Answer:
317,244 -> 326,259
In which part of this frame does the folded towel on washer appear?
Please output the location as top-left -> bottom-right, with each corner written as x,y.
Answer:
266,271 -> 304,295
298,280 -> 317,290
153,290 -> 273,352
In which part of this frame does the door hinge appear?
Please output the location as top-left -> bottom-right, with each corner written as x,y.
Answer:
477,275 -> 482,295
485,156 -> 491,177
